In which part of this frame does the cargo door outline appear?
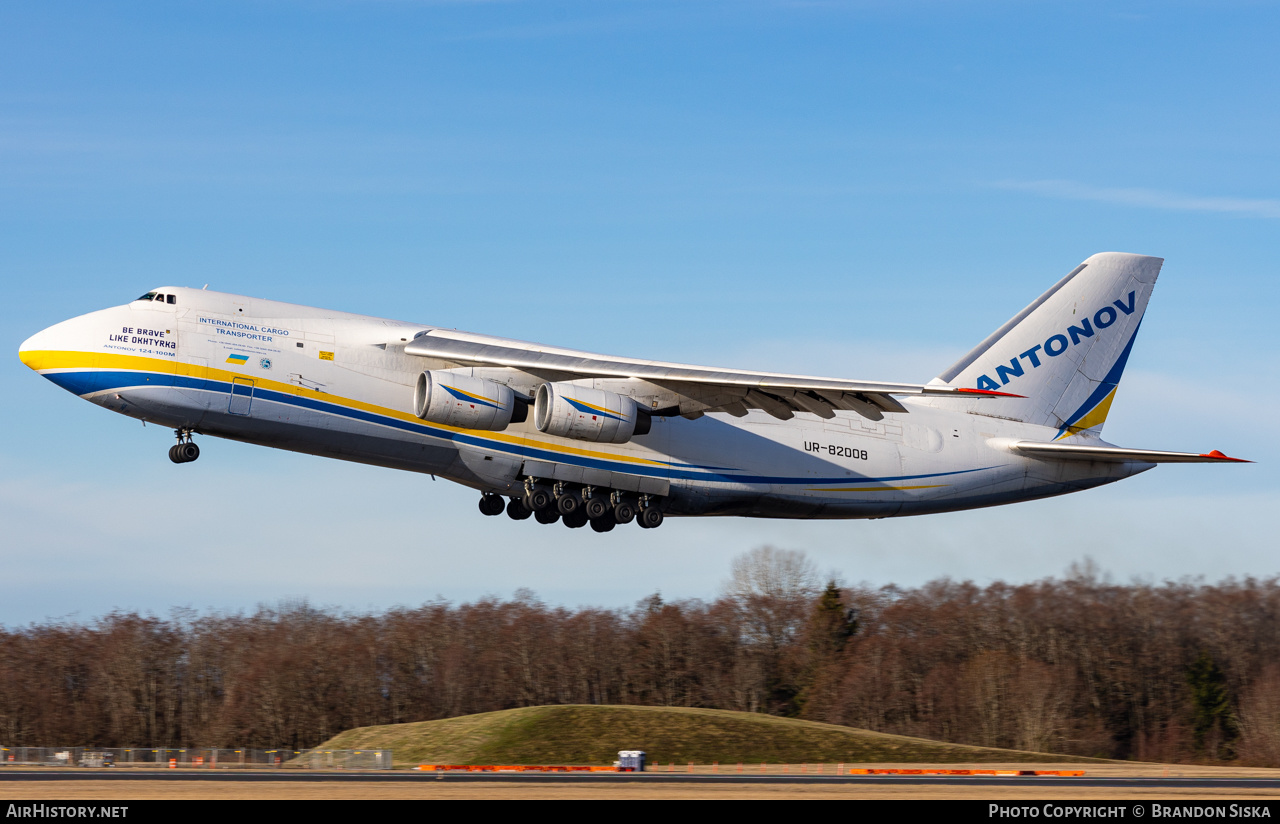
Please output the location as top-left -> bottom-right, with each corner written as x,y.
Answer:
229,377 -> 255,416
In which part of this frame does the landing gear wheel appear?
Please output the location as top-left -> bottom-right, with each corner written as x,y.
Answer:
584,497 -> 609,520
478,494 -> 505,516
613,501 -> 636,524
638,507 -> 664,529
525,488 -> 553,512
534,508 -> 561,525
556,492 -> 581,516
590,516 -> 616,533
170,429 -> 199,463
562,510 -> 589,529
506,498 -> 533,520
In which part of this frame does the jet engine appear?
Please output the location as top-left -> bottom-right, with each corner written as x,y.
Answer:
533,382 -> 651,444
414,371 -> 519,431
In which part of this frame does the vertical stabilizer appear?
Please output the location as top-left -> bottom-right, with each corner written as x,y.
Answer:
935,252 -> 1162,438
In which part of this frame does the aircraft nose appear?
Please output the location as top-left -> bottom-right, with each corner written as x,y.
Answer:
19,324 -> 58,371
19,315 -> 89,372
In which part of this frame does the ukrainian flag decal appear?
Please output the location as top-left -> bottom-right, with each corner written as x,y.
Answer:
225,353 -> 249,365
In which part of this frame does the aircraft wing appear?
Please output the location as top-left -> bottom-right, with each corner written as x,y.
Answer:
1011,441 -> 1250,463
403,329 -> 1018,420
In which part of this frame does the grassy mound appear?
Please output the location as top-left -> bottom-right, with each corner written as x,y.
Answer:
318,705 -> 1102,766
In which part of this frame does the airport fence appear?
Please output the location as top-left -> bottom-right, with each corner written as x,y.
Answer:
0,746 -> 392,770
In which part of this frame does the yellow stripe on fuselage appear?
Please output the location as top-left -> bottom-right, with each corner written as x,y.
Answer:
21,350 -> 670,468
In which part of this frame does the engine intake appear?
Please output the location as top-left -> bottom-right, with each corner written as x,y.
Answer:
414,371 -> 517,431
533,383 -> 650,444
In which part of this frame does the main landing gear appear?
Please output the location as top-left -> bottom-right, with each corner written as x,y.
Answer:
169,430 -> 200,464
477,481 -> 666,531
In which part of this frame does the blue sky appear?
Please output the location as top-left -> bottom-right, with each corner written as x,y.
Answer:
2,1 -> 1276,626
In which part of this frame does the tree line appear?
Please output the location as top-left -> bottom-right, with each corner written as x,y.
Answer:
2,548 -> 1279,764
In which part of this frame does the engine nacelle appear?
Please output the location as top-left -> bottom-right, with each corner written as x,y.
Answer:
414,371 -> 517,431
533,382 -> 650,444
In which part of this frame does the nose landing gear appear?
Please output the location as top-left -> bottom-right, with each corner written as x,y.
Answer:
169,430 -> 200,464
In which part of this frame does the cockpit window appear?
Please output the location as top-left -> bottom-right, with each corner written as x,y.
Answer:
166,294 -> 176,304
137,292 -> 158,301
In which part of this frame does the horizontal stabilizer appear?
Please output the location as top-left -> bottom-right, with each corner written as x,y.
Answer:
1011,441 -> 1251,463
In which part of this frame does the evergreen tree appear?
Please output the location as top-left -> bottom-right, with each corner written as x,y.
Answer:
1187,651 -> 1236,759
794,581 -> 858,717
808,581 -> 858,658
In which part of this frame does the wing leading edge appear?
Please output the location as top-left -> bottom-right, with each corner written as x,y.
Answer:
403,329 -> 1018,420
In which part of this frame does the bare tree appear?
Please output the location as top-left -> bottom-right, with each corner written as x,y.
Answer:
1237,665 -> 1280,765
719,547 -> 821,714
722,547 -> 820,647
5,554 -> 1280,765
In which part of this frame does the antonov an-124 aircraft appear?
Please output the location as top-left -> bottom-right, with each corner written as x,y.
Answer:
19,252 -> 1247,532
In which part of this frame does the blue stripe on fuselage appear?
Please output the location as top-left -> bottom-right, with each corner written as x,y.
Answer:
60,369 -> 997,486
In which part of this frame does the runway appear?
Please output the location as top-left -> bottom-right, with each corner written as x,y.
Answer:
4,769 -> 1280,790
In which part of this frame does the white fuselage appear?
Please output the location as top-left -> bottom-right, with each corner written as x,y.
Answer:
19,287 -> 1149,520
